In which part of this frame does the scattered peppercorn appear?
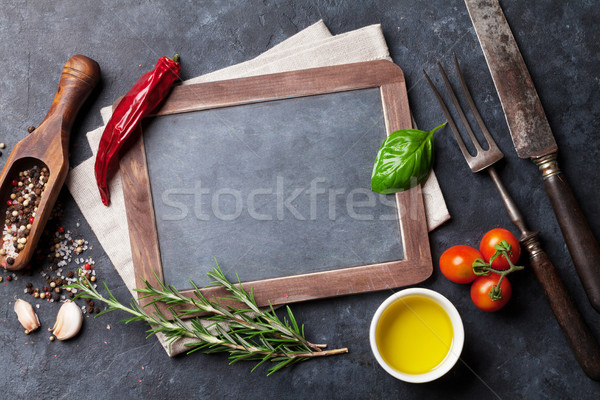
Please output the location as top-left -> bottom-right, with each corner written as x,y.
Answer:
94,307 -> 100,313
27,126 -> 35,133
87,306 -> 93,313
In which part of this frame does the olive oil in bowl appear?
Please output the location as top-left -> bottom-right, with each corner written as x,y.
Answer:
370,289 -> 464,383
376,296 -> 453,374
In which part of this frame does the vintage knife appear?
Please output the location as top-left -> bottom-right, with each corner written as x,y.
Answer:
464,0 -> 600,313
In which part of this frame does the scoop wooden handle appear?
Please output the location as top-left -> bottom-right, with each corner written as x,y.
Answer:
523,234 -> 600,380
40,54 -> 101,146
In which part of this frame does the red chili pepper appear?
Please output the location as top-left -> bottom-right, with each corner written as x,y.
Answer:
94,54 -> 181,206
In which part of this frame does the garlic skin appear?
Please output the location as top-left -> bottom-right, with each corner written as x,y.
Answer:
14,299 -> 40,333
52,301 -> 83,340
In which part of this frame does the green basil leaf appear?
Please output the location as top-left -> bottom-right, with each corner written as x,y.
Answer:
371,123 -> 446,194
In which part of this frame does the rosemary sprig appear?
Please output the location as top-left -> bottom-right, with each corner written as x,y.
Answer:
65,265 -> 348,375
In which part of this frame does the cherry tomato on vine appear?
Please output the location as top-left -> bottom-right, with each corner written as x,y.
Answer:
470,274 -> 512,312
439,245 -> 481,284
480,228 -> 521,270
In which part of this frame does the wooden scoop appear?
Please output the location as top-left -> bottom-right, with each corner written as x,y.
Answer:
0,55 -> 100,271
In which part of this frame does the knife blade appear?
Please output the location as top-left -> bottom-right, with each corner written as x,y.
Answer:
465,0 -> 600,314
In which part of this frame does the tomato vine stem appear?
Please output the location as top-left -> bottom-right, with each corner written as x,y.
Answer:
472,240 -> 524,300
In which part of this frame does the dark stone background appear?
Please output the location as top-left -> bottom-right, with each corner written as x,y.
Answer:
0,0 -> 598,398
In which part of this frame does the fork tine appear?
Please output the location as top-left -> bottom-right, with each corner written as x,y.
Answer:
423,69 -> 474,164
436,61 -> 484,154
452,54 -> 502,155
425,56 -> 505,172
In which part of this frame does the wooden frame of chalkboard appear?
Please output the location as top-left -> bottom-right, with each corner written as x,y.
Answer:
119,60 -> 432,314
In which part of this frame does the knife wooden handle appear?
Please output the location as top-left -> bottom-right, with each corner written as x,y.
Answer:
534,153 -> 600,313
522,233 -> 600,380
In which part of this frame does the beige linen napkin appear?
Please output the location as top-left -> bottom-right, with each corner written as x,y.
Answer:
67,20 -> 450,356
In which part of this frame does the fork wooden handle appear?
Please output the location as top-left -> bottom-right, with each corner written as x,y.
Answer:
534,153 -> 600,313
522,233 -> 600,380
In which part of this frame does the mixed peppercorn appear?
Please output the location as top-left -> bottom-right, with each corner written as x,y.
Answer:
2,201 -> 103,324
1,165 -> 49,264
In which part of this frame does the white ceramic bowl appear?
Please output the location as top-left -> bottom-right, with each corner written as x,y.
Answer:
369,288 -> 464,383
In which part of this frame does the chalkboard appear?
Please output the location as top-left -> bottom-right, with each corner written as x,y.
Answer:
120,61 -> 432,312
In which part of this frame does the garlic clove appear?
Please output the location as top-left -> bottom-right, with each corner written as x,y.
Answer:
52,301 -> 83,340
14,299 -> 40,333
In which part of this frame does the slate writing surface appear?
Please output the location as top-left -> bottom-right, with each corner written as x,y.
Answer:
143,88 -> 404,289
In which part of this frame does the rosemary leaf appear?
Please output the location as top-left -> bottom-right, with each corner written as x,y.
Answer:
64,265 -> 348,375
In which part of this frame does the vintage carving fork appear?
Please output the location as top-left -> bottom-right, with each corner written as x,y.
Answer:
424,54 -> 600,380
